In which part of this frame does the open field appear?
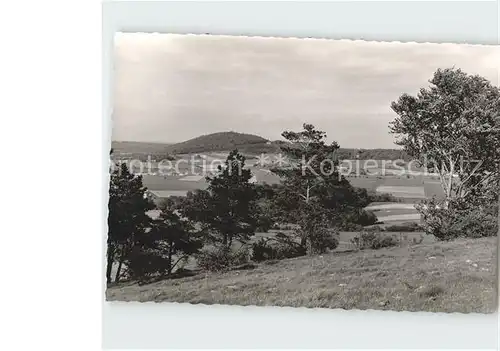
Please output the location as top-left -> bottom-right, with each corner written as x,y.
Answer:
340,159 -> 424,171
377,213 -> 421,222
366,203 -> 417,211
347,174 -> 444,222
107,237 -> 497,313
347,174 -> 444,198
142,174 -> 209,192
133,154 -> 444,197
365,202 -> 421,223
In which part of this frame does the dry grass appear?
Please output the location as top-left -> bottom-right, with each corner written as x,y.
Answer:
106,237 -> 497,313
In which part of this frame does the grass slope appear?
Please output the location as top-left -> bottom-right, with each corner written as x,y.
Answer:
107,237 -> 497,313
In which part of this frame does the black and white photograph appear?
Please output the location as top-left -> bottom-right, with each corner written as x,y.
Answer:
106,33 -> 499,313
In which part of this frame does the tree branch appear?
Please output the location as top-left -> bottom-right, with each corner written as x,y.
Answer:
171,255 -> 189,272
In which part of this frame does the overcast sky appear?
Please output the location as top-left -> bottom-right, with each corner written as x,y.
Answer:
112,33 -> 499,149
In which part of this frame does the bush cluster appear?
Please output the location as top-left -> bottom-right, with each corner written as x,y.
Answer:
367,191 -> 401,203
365,222 -> 423,232
350,231 -> 399,250
336,209 -> 378,231
416,198 -> 498,241
251,237 -> 307,262
307,227 -> 339,254
197,247 -> 250,271
385,222 -> 423,232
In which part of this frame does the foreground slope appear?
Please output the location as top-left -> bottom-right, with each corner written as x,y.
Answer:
107,237 -> 497,313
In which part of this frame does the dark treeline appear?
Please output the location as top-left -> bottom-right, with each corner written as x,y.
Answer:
111,152 -> 176,162
336,148 -> 411,161
112,147 -> 412,162
112,134 -> 411,161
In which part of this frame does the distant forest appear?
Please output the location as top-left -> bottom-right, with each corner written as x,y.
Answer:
112,132 -> 410,161
336,148 -> 411,161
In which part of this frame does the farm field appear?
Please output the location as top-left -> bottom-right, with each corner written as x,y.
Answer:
347,175 -> 444,197
346,172 -> 444,223
131,154 -> 445,200
365,201 -> 421,223
106,237 -> 497,313
366,203 -> 416,210
139,160 -> 282,192
134,155 -> 439,225
376,213 -> 421,222
142,174 -> 209,192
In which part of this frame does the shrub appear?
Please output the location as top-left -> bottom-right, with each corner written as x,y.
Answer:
385,222 -> 423,232
373,235 -> 399,249
354,210 -> 378,226
337,222 -> 364,231
251,238 -> 279,262
453,208 -> 497,238
416,198 -> 498,241
411,234 -> 424,245
350,231 -> 399,250
366,190 -> 401,203
251,232 -> 308,262
197,246 -> 250,271
309,227 -> 339,254
416,200 -> 456,240
364,225 -> 385,232
274,232 -> 308,258
232,247 -> 251,265
337,209 -> 378,230
125,249 -> 171,282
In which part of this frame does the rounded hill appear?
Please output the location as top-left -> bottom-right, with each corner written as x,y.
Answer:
165,131 -> 277,154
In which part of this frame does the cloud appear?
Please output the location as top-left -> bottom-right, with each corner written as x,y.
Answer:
112,33 -> 500,148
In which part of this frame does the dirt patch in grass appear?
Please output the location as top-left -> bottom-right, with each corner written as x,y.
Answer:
106,237 -> 497,313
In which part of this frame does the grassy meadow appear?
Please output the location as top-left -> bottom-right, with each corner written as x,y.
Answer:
107,237 -> 497,313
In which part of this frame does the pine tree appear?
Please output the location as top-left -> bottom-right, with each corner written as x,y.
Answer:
271,124 -> 369,253
107,161 -> 154,284
182,150 -> 260,249
127,203 -> 202,279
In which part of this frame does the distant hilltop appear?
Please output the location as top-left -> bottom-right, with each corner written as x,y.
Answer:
112,132 -> 281,157
163,131 -> 276,155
